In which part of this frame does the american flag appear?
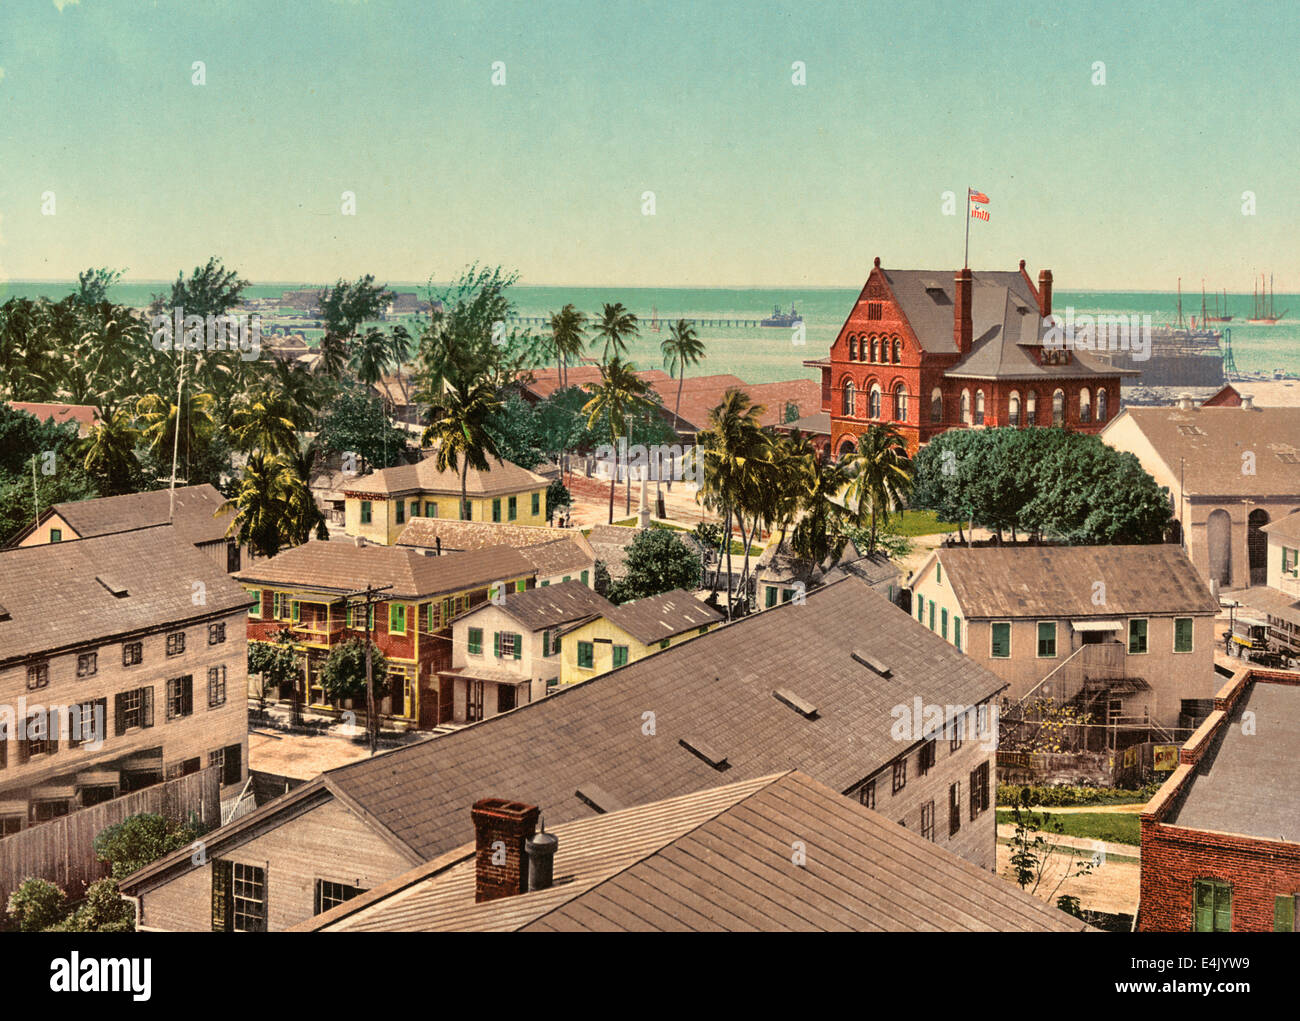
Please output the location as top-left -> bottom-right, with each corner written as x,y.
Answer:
969,190 -> 989,204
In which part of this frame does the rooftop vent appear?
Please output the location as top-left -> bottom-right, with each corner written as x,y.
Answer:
1241,393 -> 1256,410
851,650 -> 891,678
574,784 -> 623,815
353,536 -> 367,548
678,737 -> 729,771
95,576 -> 129,598
773,688 -> 819,719
525,817 -> 559,893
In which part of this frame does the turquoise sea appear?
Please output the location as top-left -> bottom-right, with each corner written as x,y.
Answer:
4,280 -> 1298,384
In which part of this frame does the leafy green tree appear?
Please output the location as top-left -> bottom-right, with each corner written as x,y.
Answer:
48,878 -> 135,933
75,267 -> 124,306
248,626 -> 304,718
316,275 -> 390,380
6,878 -> 67,932
319,638 -> 389,703
317,387 -> 413,471
93,812 -> 207,882
582,357 -> 657,524
546,478 -> 572,522
484,392 -> 545,469
610,528 -> 702,603
0,405 -> 99,543
156,256 -> 249,320
219,452 -> 317,558
81,408 -> 142,496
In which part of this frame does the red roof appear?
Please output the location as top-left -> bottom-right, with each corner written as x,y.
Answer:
8,402 -> 100,433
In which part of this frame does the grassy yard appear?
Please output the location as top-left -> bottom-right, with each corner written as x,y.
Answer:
996,809 -> 1141,847
890,509 -> 961,536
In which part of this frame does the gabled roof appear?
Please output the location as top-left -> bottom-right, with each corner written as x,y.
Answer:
396,518 -> 596,572
880,268 -> 1037,356
932,544 -> 1218,619
298,771 -> 1091,932
233,541 -> 534,600
456,579 -> 614,632
343,454 -> 547,498
12,483 -> 232,548
0,524 -> 252,666
519,536 -> 597,577
1107,405 -> 1300,497
1262,510 -> 1300,545
594,588 -> 724,643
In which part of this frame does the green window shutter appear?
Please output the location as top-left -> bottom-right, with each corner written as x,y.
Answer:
396,501 -> 405,524
928,603 -> 935,631
941,608 -> 948,639
1194,882 -> 1213,932
508,496 -> 517,520
766,587 -> 777,609
542,631 -> 551,657
579,641 -> 593,668
1215,884 -> 1232,932
468,628 -> 482,655
1037,621 -> 1056,657
361,501 -> 371,524
492,498 -> 501,522
936,563 -> 941,583
992,622 -> 1010,658
212,859 -> 232,932
916,595 -> 923,621
1129,619 -> 1148,654
516,579 -> 526,593
660,638 -> 670,649
541,579 -> 549,587
532,492 -> 540,515
493,632 -> 501,658
1174,617 -> 1193,653
292,601 -> 301,623
581,570 -> 589,586
1274,896 -> 1296,932
513,633 -> 522,660
954,617 -> 962,651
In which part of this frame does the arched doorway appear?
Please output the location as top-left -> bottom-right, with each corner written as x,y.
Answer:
1207,508 -> 1232,587
837,438 -> 857,460
1248,509 -> 1270,585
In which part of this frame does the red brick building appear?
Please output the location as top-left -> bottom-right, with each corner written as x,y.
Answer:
805,259 -> 1131,457
1138,669 -> 1300,932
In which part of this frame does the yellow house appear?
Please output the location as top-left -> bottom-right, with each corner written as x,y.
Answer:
559,589 -> 724,686
343,455 -> 549,545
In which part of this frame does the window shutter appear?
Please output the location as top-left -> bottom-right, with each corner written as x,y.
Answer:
183,676 -> 193,716
212,859 -> 232,932
1215,887 -> 1232,932
493,632 -> 501,658
1274,896 -> 1295,932
542,631 -> 550,657
115,694 -> 127,736
142,686 -> 155,728
513,634 -> 522,660
48,711 -> 59,754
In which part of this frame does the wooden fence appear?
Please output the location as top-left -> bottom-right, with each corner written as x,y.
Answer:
0,767 -> 221,907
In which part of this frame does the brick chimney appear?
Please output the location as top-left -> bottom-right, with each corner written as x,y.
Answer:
472,798 -> 539,902
1037,269 -> 1053,318
953,267 -> 973,355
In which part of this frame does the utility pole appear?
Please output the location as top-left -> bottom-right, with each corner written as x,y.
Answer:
31,455 -> 38,530
169,350 -> 186,522
339,582 -> 393,756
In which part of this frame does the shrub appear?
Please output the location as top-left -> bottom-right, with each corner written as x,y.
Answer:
995,781 -> 1159,808
7,878 -> 67,932
93,811 -> 206,881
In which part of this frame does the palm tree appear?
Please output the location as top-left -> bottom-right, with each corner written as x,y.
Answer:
694,389 -> 768,617
420,372 -> 504,522
843,423 -> 914,553
230,383 -> 300,458
135,390 -> 216,481
220,452 -> 294,559
660,319 -> 705,428
282,443 -> 328,546
81,407 -> 140,496
791,445 -> 852,564
581,357 -> 657,524
591,302 -> 639,362
549,303 -> 587,389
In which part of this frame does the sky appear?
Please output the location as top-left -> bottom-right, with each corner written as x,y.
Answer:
1,0 -> 1298,290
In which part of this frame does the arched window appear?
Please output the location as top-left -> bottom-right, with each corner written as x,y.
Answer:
1052,388 -> 1065,426
1008,390 -> 1021,427
960,389 -> 971,425
894,383 -> 908,422
848,336 -> 857,360
869,338 -> 878,362
1079,387 -> 1092,424
892,338 -> 902,363
1026,391 -> 1038,426
1097,388 -> 1108,422
975,390 -> 986,426
869,385 -> 882,419
930,388 -> 943,424
843,380 -> 856,417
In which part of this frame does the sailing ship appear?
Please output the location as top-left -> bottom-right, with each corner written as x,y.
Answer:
1094,278 -> 1225,387
761,303 -> 803,328
1201,283 -> 1233,323
1152,278 -> 1221,343
1249,274 -> 1287,324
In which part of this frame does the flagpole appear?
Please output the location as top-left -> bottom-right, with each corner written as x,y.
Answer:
964,188 -> 971,268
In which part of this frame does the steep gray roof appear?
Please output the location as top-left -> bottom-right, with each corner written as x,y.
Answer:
458,578 -> 614,632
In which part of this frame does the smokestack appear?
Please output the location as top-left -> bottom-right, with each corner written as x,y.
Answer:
471,798 -> 539,903
525,816 -> 559,892
1241,393 -> 1255,410
1037,269 -> 1053,318
1176,393 -> 1196,411
953,267 -> 973,355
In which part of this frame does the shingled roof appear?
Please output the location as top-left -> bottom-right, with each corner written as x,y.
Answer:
1108,405 -> 1300,497
298,771 -> 1091,932
586,588 -> 723,643
396,519 -> 596,576
933,544 -> 1218,620
0,524 -> 252,666
343,454 -> 547,498
233,541 -> 534,599
13,483 -> 232,548
457,579 -> 614,632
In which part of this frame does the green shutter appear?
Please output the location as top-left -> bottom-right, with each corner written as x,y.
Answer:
992,622 -> 1010,658
493,632 -> 501,658
516,579 -> 526,593
954,617 -> 962,651
492,498 -> 501,522
766,587 -> 777,609
532,492 -> 540,515
1274,896 -> 1296,932
941,608 -> 948,639
513,634 -> 522,660
581,570 -> 589,586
